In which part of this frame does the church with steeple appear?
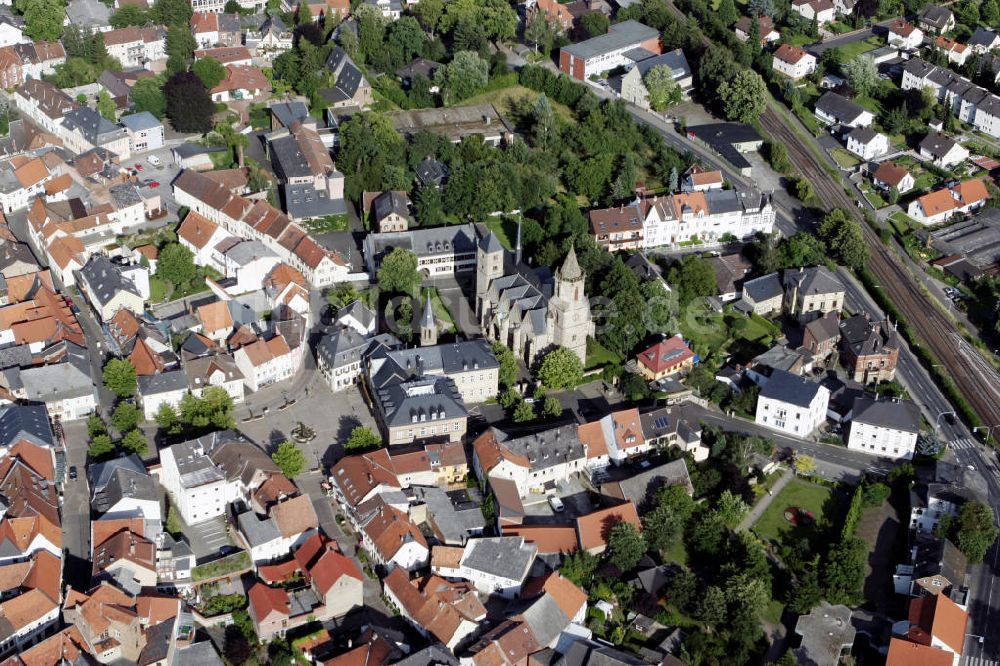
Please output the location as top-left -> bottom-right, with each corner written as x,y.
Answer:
475,224 -> 594,366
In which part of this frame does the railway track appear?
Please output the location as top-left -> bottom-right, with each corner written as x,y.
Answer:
759,108 -> 1000,428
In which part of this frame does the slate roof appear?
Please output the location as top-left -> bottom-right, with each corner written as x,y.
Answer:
759,369 -> 824,408
365,224 -> 478,261
460,537 -> 536,582
238,511 -> 281,546
919,132 -> 960,158
20,345 -> 94,403
78,254 -> 142,307
119,111 -> 161,132
742,272 -> 783,303
415,158 -> 449,187
92,465 -> 157,514
269,101 -> 309,129
0,404 -> 53,449
851,396 -> 920,433
562,20 -> 658,60
815,91 -> 868,124
281,183 -> 348,220
137,369 -> 188,396
600,458 -> 692,509
782,265 -> 844,297
62,106 -> 127,145
324,46 -> 368,102
374,375 -> 467,428
372,190 -> 410,224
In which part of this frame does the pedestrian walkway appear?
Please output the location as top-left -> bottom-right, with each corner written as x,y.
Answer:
963,655 -> 999,666
738,469 -> 793,532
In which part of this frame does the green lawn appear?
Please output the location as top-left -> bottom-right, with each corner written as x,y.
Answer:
837,37 -> 880,61
739,313 -> 780,342
424,287 -> 456,333
485,217 -> 516,251
149,276 -> 169,303
662,537 -> 688,566
860,183 -> 888,209
303,214 -> 349,234
679,312 -> 729,355
585,337 -> 623,370
831,148 -> 861,169
753,479 -> 836,549
458,84 -> 576,123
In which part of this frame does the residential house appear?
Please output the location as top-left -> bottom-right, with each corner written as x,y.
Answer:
873,161 -> 915,193
63,583 -> 145,664
910,464 -> 971,534
840,313 -> 901,384
815,92 -> 875,128
801,311 -> 841,360
472,424 -> 587,500
791,0 -> 835,23
618,49 -> 693,109
734,15 -> 779,43
919,132 -> 969,168
366,191 -> 411,233
529,0 -> 590,32
102,26 -> 166,69
0,16 -> 27,48
0,46 -> 22,90
782,266 -> 845,320
434,536 -> 537,598
904,593 -> 967,658
382,568 -> 484,651
772,43 -> 817,80
233,334 -> 298,392
90,454 -> 160,522
137,370 -> 188,420
184,353 -> 245,403
356,497 -> 429,571
917,5 -> 955,34
888,19 -> 924,49
396,58 -> 443,93
793,603 -> 856,666
17,345 -> 97,420
92,526 -> 157,593
176,211 -> 234,274
588,201 -> 645,251
741,272 -> 785,315
635,335 -> 695,381
900,59 -> 1000,139
372,374 -> 468,446
11,80 -> 77,136
638,407 -> 707,462
335,300 -> 376,336
0,156 -> 53,214
246,15 -> 293,60
316,327 -> 381,393
754,369 -> 831,436
600,458 -> 693,508
367,340 -> 500,405
210,65 -> 271,103
194,46 -> 252,66
76,255 -> 147,322
59,106 -> 131,160
322,47 -> 374,109
708,252 -> 752,302
237,493 -> 318,563
559,20 -> 661,81
682,165 -> 724,193
969,27 -> 1000,54
846,127 -> 890,160
847,396 -> 921,459
893,534 -> 968,600
190,12 -> 242,48
933,36 -> 970,66
907,180 -> 990,225
12,41 -> 65,81
268,122 -> 346,223
119,112 -> 164,154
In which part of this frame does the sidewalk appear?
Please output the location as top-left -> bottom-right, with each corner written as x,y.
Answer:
737,469 -> 793,532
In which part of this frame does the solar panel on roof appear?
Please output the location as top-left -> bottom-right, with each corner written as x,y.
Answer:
653,417 -> 669,429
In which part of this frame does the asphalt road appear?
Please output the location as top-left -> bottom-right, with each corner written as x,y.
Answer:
60,420 -> 92,592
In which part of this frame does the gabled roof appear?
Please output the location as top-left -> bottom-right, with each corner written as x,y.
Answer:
907,594 -> 967,654
575,502 -> 641,552
636,335 -> 694,373
873,161 -> 911,188
270,494 -> 318,539
885,638 -> 952,666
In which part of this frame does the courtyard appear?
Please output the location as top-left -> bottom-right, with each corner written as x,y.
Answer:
753,478 -> 840,551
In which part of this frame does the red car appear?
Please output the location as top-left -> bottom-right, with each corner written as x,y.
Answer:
149,181 -> 160,188
134,163 -> 143,171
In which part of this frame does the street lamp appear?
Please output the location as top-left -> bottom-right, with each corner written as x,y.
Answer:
973,425 -> 1000,445
935,411 -> 956,430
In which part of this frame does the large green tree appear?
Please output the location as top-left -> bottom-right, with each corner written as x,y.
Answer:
537,347 -> 583,389
166,23 -> 198,75
843,55 -> 878,98
438,0 -> 517,42
644,65 -> 683,112
718,70 -> 767,123
345,426 -> 382,453
435,50 -> 489,104
20,0 -> 64,41
121,429 -> 148,457
152,0 -> 193,26
337,112 -> 408,200
111,403 -> 141,434
131,77 -> 167,118
96,91 -> 116,121
163,71 -> 214,133
606,521 -> 646,572
103,359 -> 137,398
580,11 -> 609,37
192,57 -> 226,90
376,248 -> 420,296
272,441 -> 307,478
951,501 -> 999,563
823,537 -> 866,606
111,5 -> 149,28
157,242 -> 198,287
491,343 -> 519,388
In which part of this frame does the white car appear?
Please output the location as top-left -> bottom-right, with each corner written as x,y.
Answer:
548,496 -> 565,513
147,155 -> 161,167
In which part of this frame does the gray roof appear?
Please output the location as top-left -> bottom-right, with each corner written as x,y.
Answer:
0,345 -> 33,371
184,353 -> 244,390
62,106 -> 127,146
478,232 -> 505,254
970,27 -> 999,49
742,272 -> 783,303
848,126 -> 880,145
0,242 -> 38,272
0,404 -> 53,449
369,339 -> 499,389
78,254 -> 142,307
919,131 -> 960,158
335,299 -> 375,330
396,57 -> 442,82
392,645 -> 459,666
208,436 -> 278,487
491,423 -> 584,473
89,453 -> 145,491
782,266 -> 844,297
168,439 -> 226,489
110,182 -> 143,209
372,190 -> 410,224
918,4 -> 953,28
374,375 -> 467,428
281,182 -> 348,220
120,111 -> 162,132
365,224 -> 478,262
415,158 -> 449,187
519,592 -> 570,648
634,48 -> 691,81
138,618 -> 175,666
269,101 -> 309,129
65,0 -> 110,27
224,239 -> 278,266
815,92 -> 867,124
93,465 -> 158,514
138,369 -> 189,396
173,642 -> 226,666
460,536 -> 536,582
759,369 -> 824,408
316,326 -> 374,371
793,602 -> 856,666
269,133 -> 316,181
238,511 -> 281,546
851,396 -> 920,433
20,345 -> 95,403
601,458 -> 692,509
911,533 -> 967,587
411,485 -> 484,545
421,291 -> 435,329
557,641 -> 648,666
324,46 -> 368,101
927,210 -> 1000,270
562,20 -> 659,60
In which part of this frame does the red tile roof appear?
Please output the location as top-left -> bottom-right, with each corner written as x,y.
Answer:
575,502 -> 641,552
637,336 -> 694,373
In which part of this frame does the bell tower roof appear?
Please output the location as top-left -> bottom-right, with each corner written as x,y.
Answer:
558,245 -> 583,281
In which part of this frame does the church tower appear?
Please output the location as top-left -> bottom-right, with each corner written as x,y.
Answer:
420,291 -> 437,347
550,245 -> 593,363
475,233 -> 505,319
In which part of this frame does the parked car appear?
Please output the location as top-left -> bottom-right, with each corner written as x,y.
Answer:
68,466 -> 77,480
548,496 -> 565,513
147,155 -> 161,167
134,163 -> 143,171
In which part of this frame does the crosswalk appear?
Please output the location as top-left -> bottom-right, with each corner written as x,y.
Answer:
963,655 -> 999,666
952,438 -> 979,451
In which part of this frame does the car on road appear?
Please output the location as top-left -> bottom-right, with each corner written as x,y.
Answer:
68,466 -> 77,480
149,181 -> 160,188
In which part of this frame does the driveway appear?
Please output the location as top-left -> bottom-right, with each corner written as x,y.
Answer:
183,515 -> 234,560
61,420 -> 92,591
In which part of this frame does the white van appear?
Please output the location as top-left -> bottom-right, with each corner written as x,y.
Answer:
548,496 -> 565,512
148,155 -> 161,167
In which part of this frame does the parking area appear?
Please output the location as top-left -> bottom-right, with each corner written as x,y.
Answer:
521,474 -> 596,521
182,515 -> 234,560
